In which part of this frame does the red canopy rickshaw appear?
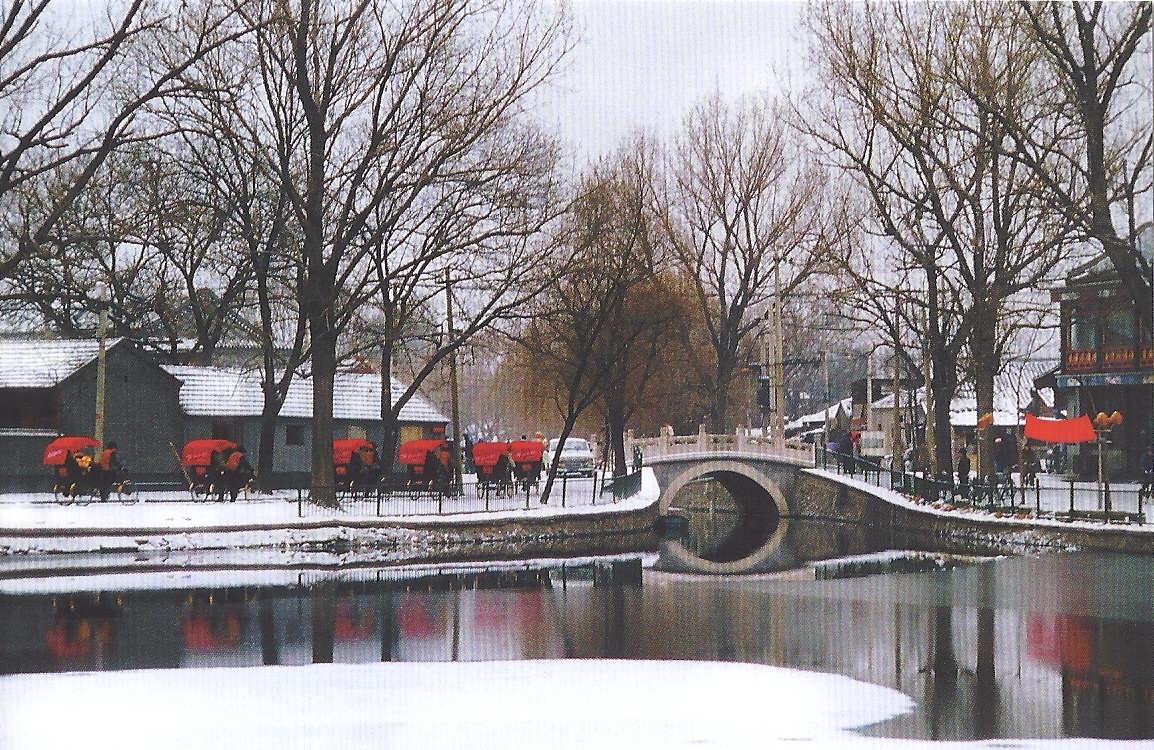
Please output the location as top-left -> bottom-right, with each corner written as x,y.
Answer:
333,438 -> 379,492
43,436 -> 100,499
472,441 -> 513,497
510,440 -> 545,492
398,438 -> 448,487
179,439 -> 237,498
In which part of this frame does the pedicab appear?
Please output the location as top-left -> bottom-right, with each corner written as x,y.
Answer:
333,438 -> 379,496
471,441 -> 513,498
510,439 -> 546,493
177,439 -> 238,500
43,436 -> 100,504
398,438 -> 449,491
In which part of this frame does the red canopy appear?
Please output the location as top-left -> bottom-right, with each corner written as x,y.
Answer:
181,439 -> 238,468
42,436 -> 99,466
333,438 -> 373,466
510,440 -> 545,463
471,441 -> 510,468
397,438 -> 447,467
1023,414 -> 1097,444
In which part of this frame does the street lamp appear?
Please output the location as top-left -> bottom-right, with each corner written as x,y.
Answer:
1092,410 -> 1123,515
94,285 -> 110,451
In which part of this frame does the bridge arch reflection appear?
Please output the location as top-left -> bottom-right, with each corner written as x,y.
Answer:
657,460 -> 796,573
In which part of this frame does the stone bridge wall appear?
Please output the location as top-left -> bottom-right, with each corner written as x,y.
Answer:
651,455 -> 1153,557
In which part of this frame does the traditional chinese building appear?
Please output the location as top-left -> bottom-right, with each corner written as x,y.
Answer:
1049,228 -> 1153,478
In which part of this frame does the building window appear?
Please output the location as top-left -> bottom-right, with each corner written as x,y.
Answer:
1102,307 -> 1135,347
1070,315 -> 1098,350
285,425 -> 305,446
347,425 -> 367,440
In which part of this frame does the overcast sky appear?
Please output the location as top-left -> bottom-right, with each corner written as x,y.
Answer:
535,1 -> 808,162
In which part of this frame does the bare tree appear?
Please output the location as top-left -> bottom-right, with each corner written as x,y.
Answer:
359,119 -> 565,473
660,95 -> 840,432
984,2 -> 1152,330
229,0 -> 567,505
0,0 -> 251,291
514,151 -> 662,500
806,1 -> 1085,471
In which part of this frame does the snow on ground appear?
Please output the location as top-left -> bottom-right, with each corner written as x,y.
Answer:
0,470 -> 660,555
0,470 -> 658,532
0,660 -> 1139,750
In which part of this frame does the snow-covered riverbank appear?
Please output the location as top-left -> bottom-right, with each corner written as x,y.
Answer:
0,470 -> 660,556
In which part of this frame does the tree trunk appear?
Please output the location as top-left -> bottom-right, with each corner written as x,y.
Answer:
971,313 -> 998,480
710,361 -> 732,433
931,359 -> 956,477
257,392 -> 279,492
310,318 -> 338,507
379,343 -> 398,474
540,417 -> 580,505
606,370 -> 628,476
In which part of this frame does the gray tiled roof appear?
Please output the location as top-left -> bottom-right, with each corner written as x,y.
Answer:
162,365 -> 448,424
0,338 -> 125,388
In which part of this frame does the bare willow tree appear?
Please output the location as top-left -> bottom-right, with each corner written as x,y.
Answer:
515,150 -> 663,501
806,1 -> 1084,472
230,0 -> 567,504
0,0 -> 250,297
660,95 -> 840,432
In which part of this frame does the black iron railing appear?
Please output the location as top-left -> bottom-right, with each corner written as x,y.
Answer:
815,447 -> 1147,525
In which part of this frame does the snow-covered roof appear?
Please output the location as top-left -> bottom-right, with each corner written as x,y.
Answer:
949,359 -> 1057,427
0,338 -> 125,388
785,398 -> 852,432
162,366 -> 448,424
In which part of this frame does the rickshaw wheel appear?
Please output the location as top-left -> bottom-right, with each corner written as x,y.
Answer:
54,484 -> 74,505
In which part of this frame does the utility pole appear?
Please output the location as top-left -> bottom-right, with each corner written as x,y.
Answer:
445,270 -> 463,491
772,263 -> 786,450
760,326 -> 770,436
822,351 -> 830,450
865,350 -> 873,434
95,287 -> 109,451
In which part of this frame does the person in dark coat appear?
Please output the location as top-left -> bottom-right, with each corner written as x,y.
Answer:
423,446 -> 443,490
95,441 -> 124,501
223,445 -> 253,501
346,446 -> 364,488
956,448 -> 971,499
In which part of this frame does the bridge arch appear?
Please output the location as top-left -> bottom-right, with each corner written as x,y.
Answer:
659,459 -> 790,517
657,459 -> 795,574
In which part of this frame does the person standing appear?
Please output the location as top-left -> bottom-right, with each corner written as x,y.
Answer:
956,447 -> 971,499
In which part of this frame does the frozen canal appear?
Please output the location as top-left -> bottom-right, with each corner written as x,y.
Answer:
1,537 -> 1151,743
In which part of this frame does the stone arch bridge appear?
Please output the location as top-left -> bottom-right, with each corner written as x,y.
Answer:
629,428 -> 822,574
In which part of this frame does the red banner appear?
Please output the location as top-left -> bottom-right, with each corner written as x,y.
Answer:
1023,414 -> 1096,444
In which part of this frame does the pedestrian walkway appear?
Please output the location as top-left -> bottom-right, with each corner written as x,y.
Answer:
817,449 -> 1152,525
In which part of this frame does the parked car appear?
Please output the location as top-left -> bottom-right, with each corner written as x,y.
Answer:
547,437 -> 596,478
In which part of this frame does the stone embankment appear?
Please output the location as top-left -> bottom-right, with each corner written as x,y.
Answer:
0,472 -> 661,567
795,469 -> 1153,556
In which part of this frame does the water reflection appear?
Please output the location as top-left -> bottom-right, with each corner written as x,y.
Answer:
0,554 -> 1150,741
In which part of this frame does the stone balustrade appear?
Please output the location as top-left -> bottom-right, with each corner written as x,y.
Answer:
625,424 -> 816,466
